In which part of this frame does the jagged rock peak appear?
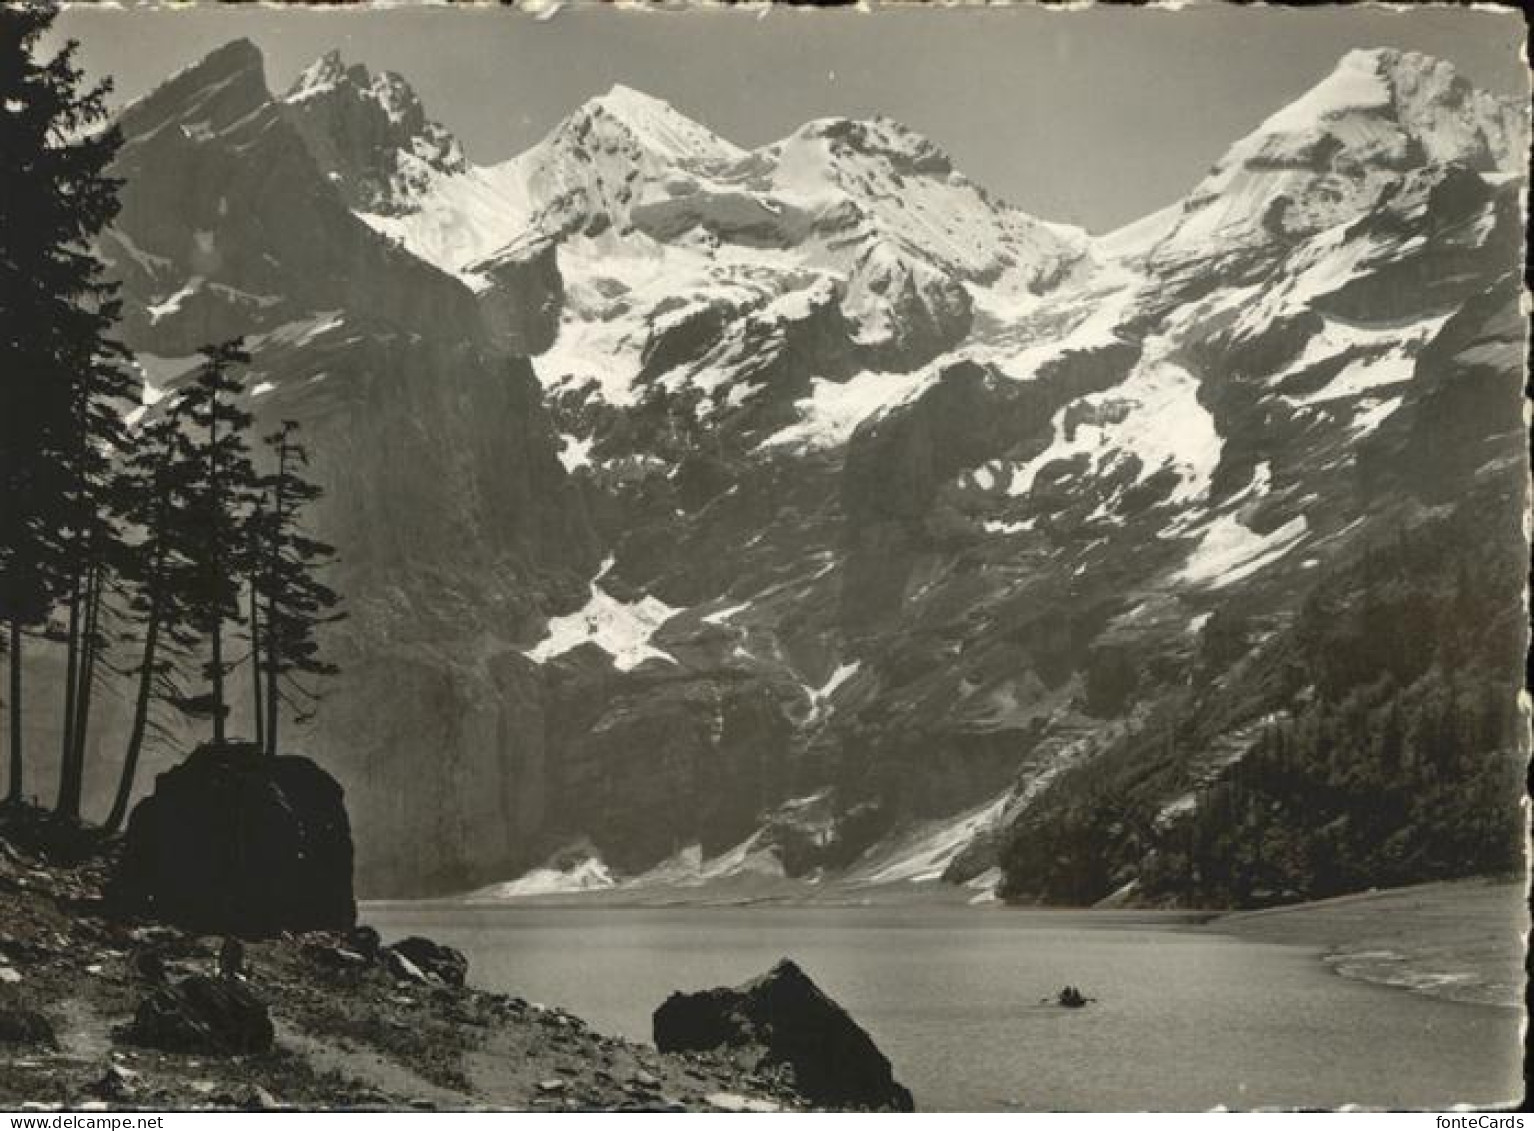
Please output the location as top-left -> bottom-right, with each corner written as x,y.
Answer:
792,115 -> 953,168
285,47 -> 349,100
282,47 -> 466,214
285,48 -> 444,131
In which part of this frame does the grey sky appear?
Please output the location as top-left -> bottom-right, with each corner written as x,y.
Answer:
53,2 -> 1529,234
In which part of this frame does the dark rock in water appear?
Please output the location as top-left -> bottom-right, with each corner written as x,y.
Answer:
653,958 -> 913,1111
122,973 -> 274,1054
108,742 -> 355,938
0,1004 -> 57,1048
383,936 -> 469,987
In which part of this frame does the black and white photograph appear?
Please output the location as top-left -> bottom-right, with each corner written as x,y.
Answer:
0,0 -> 1529,1115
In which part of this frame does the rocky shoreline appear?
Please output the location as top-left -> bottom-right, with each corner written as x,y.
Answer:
6,787 -> 1518,1114
0,809 -> 854,1113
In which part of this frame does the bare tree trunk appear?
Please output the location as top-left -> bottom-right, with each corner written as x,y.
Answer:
263,587 -> 279,755
70,565 -> 103,809
6,619 -> 21,806
211,616 -> 225,747
266,635 -> 279,758
265,458 -> 286,757
106,575 -> 162,835
208,392 -> 225,748
250,583 -> 264,754
55,570 -> 83,821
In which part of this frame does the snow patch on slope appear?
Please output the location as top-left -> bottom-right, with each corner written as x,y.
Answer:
1179,514 -> 1309,589
702,601 -> 751,626
806,661 -> 860,718
628,831 -> 787,889
1349,396 -> 1405,436
1277,311 -> 1452,386
1095,201 -> 1183,261
357,164 -> 534,287
147,280 -> 201,324
851,790 -> 1012,885
469,855 -> 617,900
965,866 -> 1003,905
761,368 -> 939,452
1003,338 -> 1221,507
523,557 -> 679,671
986,267 -> 1141,382
557,432 -> 594,472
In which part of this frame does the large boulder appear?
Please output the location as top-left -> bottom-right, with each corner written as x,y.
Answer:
108,742 -> 356,938
383,936 -> 469,987
653,959 -> 913,1111
122,974 -> 274,1054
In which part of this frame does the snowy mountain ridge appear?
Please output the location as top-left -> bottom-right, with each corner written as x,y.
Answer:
338,64 -> 1091,412
1148,46 -> 1526,269
93,40 -> 1529,898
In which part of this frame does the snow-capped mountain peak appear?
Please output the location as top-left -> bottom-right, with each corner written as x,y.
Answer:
1149,47 -> 1524,267
344,84 -> 749,285
1249,47 -> 1523,171
575,83 -> 746,164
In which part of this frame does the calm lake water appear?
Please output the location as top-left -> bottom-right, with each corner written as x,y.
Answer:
364,902 -> 1521,1112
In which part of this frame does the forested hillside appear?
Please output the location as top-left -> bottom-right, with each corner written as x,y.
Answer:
999,492 -> 1528,907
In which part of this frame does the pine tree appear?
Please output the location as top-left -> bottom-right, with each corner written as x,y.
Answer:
253,421 -> 343,755
53,347 -> 136,822
104,410 -> 196,833
247,500 -> 267,755
0,4 -> 130,808
165,340 -> 261,745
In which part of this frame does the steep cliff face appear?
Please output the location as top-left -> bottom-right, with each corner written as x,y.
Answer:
82,42 -> 1528,897
91,40 -> 602,892
106,41 -> 478,358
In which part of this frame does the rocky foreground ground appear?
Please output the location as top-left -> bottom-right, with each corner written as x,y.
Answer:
0,813 -> 810,1113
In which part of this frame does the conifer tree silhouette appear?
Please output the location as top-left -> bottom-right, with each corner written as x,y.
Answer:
0,4 -> 133,812
253,421 -> 343,755
162,340 -> 260,746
